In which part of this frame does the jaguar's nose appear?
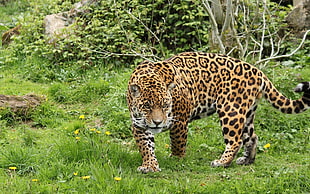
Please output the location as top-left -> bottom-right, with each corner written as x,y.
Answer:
152,119 -> 163,126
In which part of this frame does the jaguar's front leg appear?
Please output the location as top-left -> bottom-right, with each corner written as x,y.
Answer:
132,126 -> 161,173
170,122 -> 188,158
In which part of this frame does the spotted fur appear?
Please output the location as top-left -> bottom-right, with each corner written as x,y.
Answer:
126,52 -> 310,173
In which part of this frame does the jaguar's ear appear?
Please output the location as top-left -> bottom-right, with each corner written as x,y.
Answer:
129,84 -> 141,97
167,82 -> 176,92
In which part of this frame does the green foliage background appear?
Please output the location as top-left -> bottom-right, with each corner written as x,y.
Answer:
0,0 -> 309,193
2,0 -> 309,82
3,0 -> 210,81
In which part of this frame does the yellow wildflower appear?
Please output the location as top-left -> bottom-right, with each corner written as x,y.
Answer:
89,128 -> 96,132
32,179 -> 38,182
165,144 -> 170,149
81,175 -> 91,180
114,177 -> 122,181
9,167 -> 17,170
74,129 -> 79,135
79,115 -> 85,119
76,137 -> 81,140
73,172 -> 78,176
105,131 -> 111,135
263,143 -> 271,149
96,130 -> 101,134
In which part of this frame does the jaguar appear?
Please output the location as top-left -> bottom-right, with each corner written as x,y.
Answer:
126,52 -> 310,173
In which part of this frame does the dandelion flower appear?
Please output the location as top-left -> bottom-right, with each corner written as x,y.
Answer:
81,175 -> 91,180
9,167 -> 17,170
89,128 -> 96,132
32,179 -> 39,182
96,130 -> 101,134
105,131 -> 111,135
114,177 -> 122,181
73,172 -> 78,176
263,143 -> 271,149
74,129 -> 80,135
76,137 -> 81,140
79,115 -> 85,119
165,144 -> 170,149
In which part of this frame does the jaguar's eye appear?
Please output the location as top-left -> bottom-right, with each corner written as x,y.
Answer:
133,113 -> 141,118
143,102 -> 151,109
162,102 -> 169,108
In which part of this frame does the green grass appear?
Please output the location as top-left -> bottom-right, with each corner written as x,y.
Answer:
0,65 -> 309,193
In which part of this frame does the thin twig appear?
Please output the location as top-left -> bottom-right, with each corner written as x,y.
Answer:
89,49 -> 160,62
125,10 -> 160,43
255,29 -> 310,65
258,0 -> 267,61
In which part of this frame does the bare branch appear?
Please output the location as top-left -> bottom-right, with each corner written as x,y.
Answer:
258,0 -> 267,61
254,29 -> 310,65
125,10 -> 160,43
89,49 -> 161,62
201,0 -> 226,54
221,0 -> 232,36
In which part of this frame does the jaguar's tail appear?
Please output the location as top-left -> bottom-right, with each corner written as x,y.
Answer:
262,79 -> 310,114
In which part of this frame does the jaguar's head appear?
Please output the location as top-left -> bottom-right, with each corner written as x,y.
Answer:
127,76 -> 175,134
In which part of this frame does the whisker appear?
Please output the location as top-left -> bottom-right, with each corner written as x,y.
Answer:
168,117 -> 180,122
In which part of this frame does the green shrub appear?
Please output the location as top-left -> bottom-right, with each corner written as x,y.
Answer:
6,0 -> 210,75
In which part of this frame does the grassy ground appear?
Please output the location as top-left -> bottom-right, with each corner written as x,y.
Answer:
0,58 -> 309,194
1,1 -> 309,194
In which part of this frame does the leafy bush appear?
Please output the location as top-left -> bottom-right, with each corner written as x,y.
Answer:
5,0 -> 210,76
49,0 -> 210,66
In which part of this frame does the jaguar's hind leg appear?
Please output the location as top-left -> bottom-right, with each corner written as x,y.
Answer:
211,108 -> 246,167
236,103 -> 258,165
